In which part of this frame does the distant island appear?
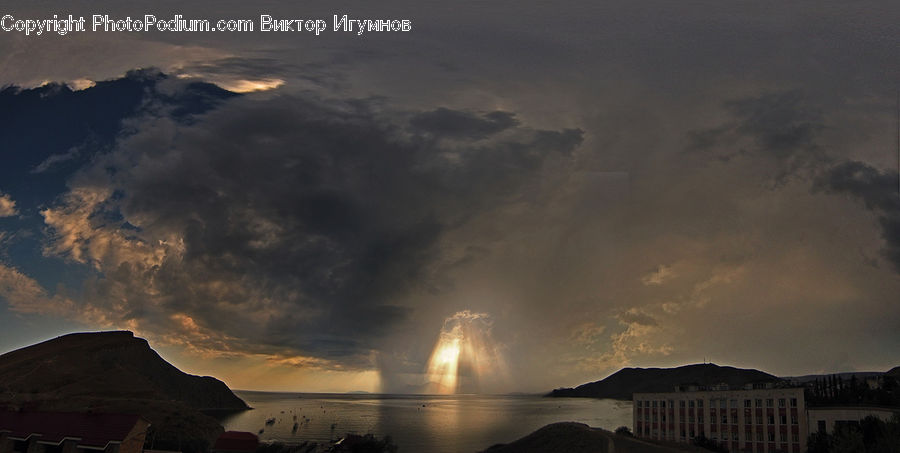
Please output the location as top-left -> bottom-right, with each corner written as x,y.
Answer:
0,331 -> 249,452
547,363 -> 778,399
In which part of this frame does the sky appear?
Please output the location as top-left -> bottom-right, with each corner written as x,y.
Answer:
0,1 -> 898,394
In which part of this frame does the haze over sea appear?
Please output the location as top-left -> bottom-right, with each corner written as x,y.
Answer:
220,391 -> 632,452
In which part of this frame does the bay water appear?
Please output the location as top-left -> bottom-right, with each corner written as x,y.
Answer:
219,391 -> 632,453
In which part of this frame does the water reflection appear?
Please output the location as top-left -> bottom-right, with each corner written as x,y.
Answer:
218,392 -> 633,452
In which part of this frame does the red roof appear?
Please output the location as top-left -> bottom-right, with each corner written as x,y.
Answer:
214,431 -> 259,452
0,411 -> 147,448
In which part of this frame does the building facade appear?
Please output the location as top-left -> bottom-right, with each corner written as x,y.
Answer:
633,387 -> 808,453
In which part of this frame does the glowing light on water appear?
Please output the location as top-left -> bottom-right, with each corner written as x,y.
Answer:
425,310 -> 508,394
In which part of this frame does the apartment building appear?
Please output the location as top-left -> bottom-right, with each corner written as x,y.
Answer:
633,386 -> 807,453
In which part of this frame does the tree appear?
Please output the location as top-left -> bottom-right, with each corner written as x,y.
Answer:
806,416 -> 900,453
692,435 -> 728,453
807,430 -> 831,453
831,424 -> 865,453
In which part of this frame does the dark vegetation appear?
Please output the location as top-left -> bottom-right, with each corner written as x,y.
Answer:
332,434 -> 399,453
255,436 -> 398,453
691,435 -> 728,453
804,374 -> 900,408
806,415 -> 900,453
481,422 -> 715,453
480,423 -> 613,453
256,442 -> 320,453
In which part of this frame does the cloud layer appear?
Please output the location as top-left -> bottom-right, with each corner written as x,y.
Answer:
25,76 -> 581,371
1,1 -> 898,391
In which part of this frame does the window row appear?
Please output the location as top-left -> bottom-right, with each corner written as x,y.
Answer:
636,397 -> 797,409
640,426 -> 801,443
636,413 -> 799,425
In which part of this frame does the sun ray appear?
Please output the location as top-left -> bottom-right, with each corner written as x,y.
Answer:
424,310 -> 508,394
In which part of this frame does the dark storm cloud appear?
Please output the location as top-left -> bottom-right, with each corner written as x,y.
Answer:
689,91 -> 829,180
45,78 -> 582,366
726,91 -> 825,156
409,108 -> 519,140
816,161 -> 900,212
814,161 -> 900,272
1,1 -> 894,390
689,90 -> 900,274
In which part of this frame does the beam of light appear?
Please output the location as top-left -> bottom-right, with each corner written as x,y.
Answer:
424,310 -> 508,394
426,329 -> 461,394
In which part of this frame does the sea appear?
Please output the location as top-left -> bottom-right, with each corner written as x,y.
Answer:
219,391 -> 632,453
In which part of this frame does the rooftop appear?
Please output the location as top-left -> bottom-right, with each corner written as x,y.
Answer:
0,411 -> 148,448
213,431 -> 259,452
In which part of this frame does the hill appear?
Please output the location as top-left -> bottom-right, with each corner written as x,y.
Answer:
480,422 -> 709,453
548,363 -> 778,399
0,331 -> 249,452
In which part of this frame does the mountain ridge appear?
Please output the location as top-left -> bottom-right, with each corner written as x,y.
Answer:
0,330 -> 248,451
548,363 -> 779,399
0,330 -> 248,410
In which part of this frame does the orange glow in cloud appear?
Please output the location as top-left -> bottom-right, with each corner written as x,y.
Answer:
176,73 -> 284,93
215,78 -> 284,93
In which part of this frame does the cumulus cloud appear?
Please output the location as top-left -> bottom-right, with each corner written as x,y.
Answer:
604,308 -> 677,368
0,263 -> 56,313
568,322 -> 607,349
0,262 -> 111,324
41,186 -> 178,270
0,193 -> 17,217
409,108 -> 519,140
616,308 -> 659,327
609,321 -> 672,361
567,308 -> 672,373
